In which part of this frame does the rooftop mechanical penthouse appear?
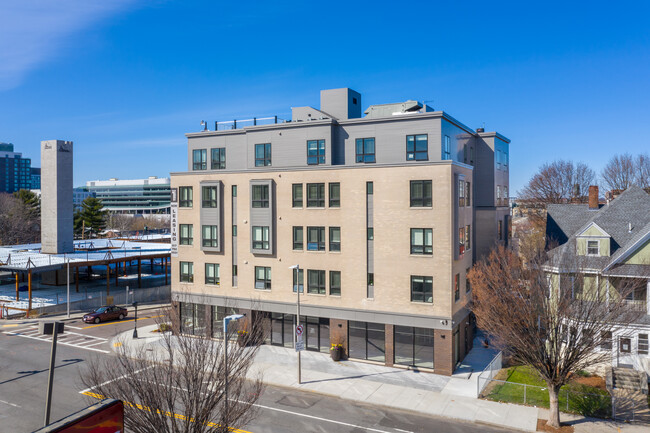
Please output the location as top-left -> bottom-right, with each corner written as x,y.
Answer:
170,88 -> 510,375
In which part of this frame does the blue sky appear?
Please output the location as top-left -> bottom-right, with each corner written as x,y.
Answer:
1,1 -> 649,192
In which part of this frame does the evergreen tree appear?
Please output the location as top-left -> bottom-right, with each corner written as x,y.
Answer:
13,189 -> 40,220
78,197 -> 108,237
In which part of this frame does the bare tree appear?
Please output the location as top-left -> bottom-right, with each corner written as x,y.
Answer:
107,214 -> 134,232
0,193 -> 40,245
634,153 -> 650,188
468,246 -> 645,429
81,306 -> 266,433
518,160 -> 596,204
601,154 -> 635,191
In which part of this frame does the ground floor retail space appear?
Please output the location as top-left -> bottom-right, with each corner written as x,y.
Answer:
176,300 -> 475,376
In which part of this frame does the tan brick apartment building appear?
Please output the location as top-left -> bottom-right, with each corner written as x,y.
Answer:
170,88 -> 510,375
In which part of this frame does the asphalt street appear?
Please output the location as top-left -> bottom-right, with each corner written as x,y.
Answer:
0,311 -> 516,433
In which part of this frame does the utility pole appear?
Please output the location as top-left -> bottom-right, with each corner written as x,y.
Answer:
290,265 -> 302,384
41,321 -> 64,427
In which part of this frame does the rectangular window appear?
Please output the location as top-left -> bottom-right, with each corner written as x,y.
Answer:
411,276 -> 433,303
232,265 -> 237,277
410,180 -> 432,207
349,321 -> 385,362
292,184 -> 303,207
498,220 -> 503,240
459,179 -> 465,207
307,269 -> 326,294
355,138 -> 376,163
587,240 -> 599,256
367,227 -> 374,240
205,263 -> 220,285
254,266 -> 271,290
307,139 -> 325,165
211,148 -> 226,170
620,337 -> 631,354
459,226 -> 465,255
454,274 -> 460,302
202,225 -> 218,247
466,268 -> 471,293
503,186 -> 508,203
329,227 -> 341,252
306,183 -> 325,207
180,261 -> 194,283
193,149 -> 207,170
465,224 -> 471,250
330,271 -> 341,296
180,224 -> 193,245
255,143 -> 272,167
202,186 -> 218,208
466,181 -> 471,207
442,135 -> 451,160
251,184 -> 269,208
329,183 -> 340,207
497,150 -> 502,170
394,326 -> 434,369
367,273 -> 374,286
639,334 -> 649,355
406,134 -> 428,161
366,181 -> 373,195
463,145 -> 468,164
292,226 -> 303,250
232,225 -> 237,236
232,185 -> 237,197
252,226 -> 270,250
307,226 -> 325,251
504,151 -> 508,169
292,268 -> 304,293
600,331 -> 612,350
410,228 -> 432,255
496,185 -> 501,206
179,186 -> 193,207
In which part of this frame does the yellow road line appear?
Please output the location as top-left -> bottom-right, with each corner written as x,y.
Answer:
113,342 -> 123,347
81,391 -> 250,432
0,324 -> 19,328
82,315 -> 164,329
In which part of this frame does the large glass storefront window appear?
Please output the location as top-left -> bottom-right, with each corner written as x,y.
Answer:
348,321 -> 385,363
305,317 -> 330,353
394,326 -> 434,369
212,306 -> 240,339
180,302 -> 206,336
271,313 -> 295,348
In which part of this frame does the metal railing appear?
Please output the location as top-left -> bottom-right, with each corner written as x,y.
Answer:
214,116 -> 286,131
476,351 -> 502,397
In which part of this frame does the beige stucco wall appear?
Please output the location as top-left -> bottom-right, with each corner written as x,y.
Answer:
171,162 -> 473,320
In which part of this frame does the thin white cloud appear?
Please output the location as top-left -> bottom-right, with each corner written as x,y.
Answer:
0,0 -> 137,91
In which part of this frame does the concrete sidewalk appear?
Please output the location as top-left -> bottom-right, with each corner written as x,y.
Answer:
111,324 -> 648,433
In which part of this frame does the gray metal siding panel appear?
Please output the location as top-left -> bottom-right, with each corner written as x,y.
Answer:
249,179 -> 274,255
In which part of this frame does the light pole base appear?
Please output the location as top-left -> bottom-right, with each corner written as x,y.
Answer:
133,329 -> 138,339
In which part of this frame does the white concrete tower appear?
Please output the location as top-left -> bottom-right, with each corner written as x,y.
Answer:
41,140 -> 74,254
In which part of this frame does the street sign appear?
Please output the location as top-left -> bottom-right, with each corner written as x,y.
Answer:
295,340 -> 305,352
296,325 -> 304,336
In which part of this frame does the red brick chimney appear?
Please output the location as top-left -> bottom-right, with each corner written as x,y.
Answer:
588,185 -> 599,210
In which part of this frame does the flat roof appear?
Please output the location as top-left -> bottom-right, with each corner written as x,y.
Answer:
0,239 -> 170,272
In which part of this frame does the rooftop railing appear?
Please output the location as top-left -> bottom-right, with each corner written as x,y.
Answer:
213,116 -> 288,131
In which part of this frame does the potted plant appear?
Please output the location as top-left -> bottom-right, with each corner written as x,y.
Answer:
330,335 -> 344,361
236,329 -> 249,347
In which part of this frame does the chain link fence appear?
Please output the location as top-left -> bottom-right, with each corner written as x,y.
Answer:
479,376 -> 613,418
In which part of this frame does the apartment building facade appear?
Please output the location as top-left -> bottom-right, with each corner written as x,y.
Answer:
170,88 -> 510,375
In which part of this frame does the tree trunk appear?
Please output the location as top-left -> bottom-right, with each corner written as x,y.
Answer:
547,383 -> 562,428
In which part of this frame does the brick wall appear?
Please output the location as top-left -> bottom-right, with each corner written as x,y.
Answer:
330,318 -> 348,359
385,324 -> 394,367
434,329 -> 453,375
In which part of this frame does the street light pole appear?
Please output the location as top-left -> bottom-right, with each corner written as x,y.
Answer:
132,301 -> 138,339
290,264 -> 301,384
223,314 -> 244,428
66,258 -> 70,319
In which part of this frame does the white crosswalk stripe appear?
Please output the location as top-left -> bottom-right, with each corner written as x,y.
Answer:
3,325 -> 110,353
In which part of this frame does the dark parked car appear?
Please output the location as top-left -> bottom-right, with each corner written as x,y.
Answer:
83,305 -> 128,324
